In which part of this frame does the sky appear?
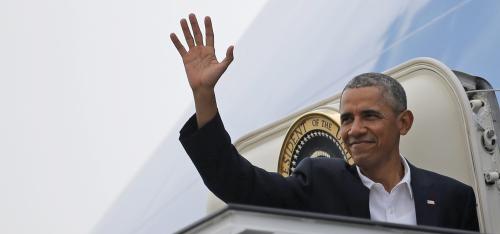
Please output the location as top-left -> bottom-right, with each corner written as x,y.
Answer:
0,0 -> 267,233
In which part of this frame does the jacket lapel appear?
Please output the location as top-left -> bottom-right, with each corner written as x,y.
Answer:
410,163 -> 438,226
341,162 -> 440,223
343,164 -> 371,219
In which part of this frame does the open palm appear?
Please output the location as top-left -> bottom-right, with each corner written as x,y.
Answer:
170,14 -> 234,92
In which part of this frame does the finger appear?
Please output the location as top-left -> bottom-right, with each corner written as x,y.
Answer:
170,33 -> 187,56
221,45 -> 234,67
180,18 -> 195,48
189,13 -> 204,46
205,16 -> 214,47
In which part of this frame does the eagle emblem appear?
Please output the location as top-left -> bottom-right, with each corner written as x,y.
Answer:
278,109 -> 352,176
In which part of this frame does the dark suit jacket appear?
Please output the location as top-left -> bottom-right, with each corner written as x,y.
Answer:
180,113 -> 479,231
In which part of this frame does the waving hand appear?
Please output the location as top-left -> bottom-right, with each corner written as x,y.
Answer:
170,14 -> 234,92
170,14 -> 234,127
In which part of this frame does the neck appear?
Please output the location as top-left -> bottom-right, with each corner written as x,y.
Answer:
359,153 -> 404,192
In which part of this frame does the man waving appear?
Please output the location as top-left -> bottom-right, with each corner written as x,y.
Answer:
171,14 -> 479,231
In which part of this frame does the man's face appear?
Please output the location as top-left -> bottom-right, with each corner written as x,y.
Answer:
339,87 -> 403,169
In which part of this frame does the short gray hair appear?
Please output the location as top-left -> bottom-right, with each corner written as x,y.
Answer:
342,73 -> 407,113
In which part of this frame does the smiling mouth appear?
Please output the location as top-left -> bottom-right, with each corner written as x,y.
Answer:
348,141 -> 375,147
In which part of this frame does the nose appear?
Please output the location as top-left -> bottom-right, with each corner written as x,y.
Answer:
348,118 -> 366,137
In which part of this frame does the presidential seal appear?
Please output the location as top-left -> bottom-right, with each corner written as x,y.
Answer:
277,109 -> 352,176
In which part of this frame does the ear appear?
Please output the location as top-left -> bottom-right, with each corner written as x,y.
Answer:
398,110 -> 414,135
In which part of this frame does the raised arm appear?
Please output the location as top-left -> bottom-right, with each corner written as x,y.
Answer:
170,14 -> 234,128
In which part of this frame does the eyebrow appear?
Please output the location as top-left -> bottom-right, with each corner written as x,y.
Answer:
361,109 -> 383,117
340,109 -> 384,120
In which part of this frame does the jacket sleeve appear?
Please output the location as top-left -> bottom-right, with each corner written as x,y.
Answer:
179,113 -> 312,210
461,187 -> 479,231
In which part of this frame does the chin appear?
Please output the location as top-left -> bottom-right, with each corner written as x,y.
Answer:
351,153 -> 372,168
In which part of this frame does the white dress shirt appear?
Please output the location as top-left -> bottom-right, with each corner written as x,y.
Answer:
356,156 -> 417,225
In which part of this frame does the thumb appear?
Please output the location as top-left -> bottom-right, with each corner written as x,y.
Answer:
220,45 -> 234,68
